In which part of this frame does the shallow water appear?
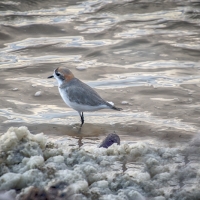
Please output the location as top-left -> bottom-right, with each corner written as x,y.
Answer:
1,1 -> 200,142
1,0 -> 200,199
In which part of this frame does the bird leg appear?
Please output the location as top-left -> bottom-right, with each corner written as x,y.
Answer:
79,112 -> 84,127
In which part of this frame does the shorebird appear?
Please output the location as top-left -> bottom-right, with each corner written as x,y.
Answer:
48,67 -> 122,126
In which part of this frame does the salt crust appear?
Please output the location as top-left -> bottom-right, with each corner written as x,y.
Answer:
0,126 -> 200,199
0,190 -> 15,200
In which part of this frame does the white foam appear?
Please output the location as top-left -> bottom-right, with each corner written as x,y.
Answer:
0,190 -> 16,200
0,126 -> 199,199
0,173 -> 21,190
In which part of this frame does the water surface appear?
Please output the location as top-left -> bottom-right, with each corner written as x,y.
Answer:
0,0 -> 200,145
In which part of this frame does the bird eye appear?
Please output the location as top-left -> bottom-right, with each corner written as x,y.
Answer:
56,73 -> 60,76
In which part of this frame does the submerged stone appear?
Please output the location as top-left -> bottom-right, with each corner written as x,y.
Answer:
99,133 -> 120,148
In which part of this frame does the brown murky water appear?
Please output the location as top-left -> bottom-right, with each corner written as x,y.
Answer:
0,0 -> 200,145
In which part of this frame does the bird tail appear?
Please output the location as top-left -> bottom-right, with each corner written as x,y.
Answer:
106,101 -> 122,111
111,106 -> 123,111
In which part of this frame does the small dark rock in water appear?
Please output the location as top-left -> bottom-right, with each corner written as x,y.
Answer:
99,133 -> 120,148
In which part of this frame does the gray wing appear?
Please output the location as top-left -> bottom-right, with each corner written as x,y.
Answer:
66,78 -> 109,106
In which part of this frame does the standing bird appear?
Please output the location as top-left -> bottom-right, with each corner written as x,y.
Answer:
48,67 -> 122,127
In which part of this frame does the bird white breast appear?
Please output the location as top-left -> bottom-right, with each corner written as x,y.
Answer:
58,87 -> 72,108
58,87 -> 109,112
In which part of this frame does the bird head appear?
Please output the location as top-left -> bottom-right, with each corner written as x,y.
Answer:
48,67 -> 74,86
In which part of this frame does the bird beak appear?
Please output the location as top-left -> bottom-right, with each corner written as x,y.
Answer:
48,75 -> 54,79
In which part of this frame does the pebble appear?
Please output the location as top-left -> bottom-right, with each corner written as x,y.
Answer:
12,88 -> 18,91
121,101 -> 129,105
76,66 -> 87,71
34,91 -> 42,97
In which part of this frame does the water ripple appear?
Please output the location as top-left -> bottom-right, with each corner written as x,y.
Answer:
0,105 -> 196,133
